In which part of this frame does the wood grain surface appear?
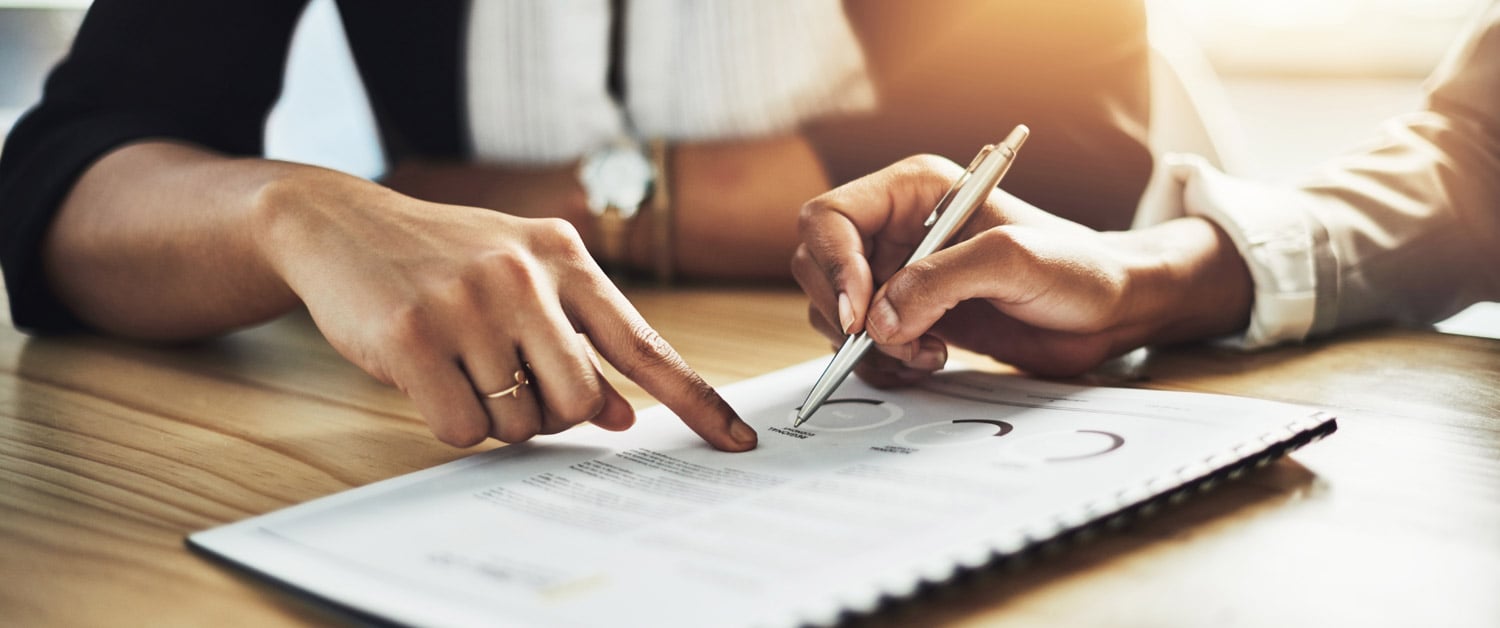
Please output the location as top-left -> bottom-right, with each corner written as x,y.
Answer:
2,287 -> 1497,627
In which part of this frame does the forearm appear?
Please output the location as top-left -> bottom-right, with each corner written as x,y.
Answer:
384,133 -> 829,280
42,141 -> 362,339
649,135 -> 828,279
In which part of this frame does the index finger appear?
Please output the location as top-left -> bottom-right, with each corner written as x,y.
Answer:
565,274 -> 757,452
798,155 -> 968,333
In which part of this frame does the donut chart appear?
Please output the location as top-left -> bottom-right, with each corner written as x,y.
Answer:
954,419 -> 1015,437
894,419 -> 1014,447
793,398 -> 905,431
791,398 -> 1126,463
1008,429 -> 1125,462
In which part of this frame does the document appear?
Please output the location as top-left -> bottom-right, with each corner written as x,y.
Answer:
190,359 -> 1334,627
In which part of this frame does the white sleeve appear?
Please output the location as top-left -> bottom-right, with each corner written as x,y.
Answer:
1141,8 -> 1500,350
1163,154 -> 1329,349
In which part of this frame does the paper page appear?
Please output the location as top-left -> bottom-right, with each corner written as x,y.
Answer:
1436,301 -> 1500,340
190,360 -> 1332,627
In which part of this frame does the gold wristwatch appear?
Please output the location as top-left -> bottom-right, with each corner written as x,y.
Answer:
578,139 -> 655,277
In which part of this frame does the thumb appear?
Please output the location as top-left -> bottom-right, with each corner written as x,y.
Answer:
864,228 -> 1031,346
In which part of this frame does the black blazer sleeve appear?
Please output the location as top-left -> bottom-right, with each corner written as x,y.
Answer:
0,0 -> 309,333
807,0 -> 1153,231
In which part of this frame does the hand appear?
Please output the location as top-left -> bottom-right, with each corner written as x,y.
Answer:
791,155 -> 1252,387
258,172 -> 757,450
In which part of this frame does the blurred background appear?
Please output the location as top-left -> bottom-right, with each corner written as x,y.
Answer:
1157,0 -> 1486,181
0,0 -> 1494,334
3,0 -> 1490,178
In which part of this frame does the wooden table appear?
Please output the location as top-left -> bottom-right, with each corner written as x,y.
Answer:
2,287 -> 1497,627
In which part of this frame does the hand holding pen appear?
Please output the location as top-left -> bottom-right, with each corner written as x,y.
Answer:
791,126 -> 1248,424
793,127 -> 1029,424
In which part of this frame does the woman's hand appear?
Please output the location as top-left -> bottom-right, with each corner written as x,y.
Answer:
257,169 -> 757,450
791,155 -> 1252,387
43,142 -> 754,450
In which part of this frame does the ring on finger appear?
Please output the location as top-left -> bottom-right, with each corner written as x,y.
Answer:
483,369 -> 531,399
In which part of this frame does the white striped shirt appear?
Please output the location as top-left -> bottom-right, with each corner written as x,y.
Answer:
465,0 -> 875,164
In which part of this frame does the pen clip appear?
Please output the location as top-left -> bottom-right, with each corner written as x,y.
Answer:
924,145 -> 994,228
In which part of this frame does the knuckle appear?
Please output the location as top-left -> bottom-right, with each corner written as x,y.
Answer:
789,244 -> 812,271
899,153 -> 961,184
884,260 -> 961,321
789,246 -> 823,289
797,197 -> 829,232
475,246 -> 544,294
974,227 -> 1035,271
431,273 -> 481,313
885,263 -> 933,305
617,322 -> 681,377
790,237 -> 847,288
685,377 -> 723,412
976,225 -> 1021,250
416,274 -> 488,331
532,218 -> 586,254
380,304 -> 437,351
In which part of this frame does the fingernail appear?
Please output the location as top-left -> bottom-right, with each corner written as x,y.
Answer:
837,292 -> 854,335
867,298 -> 900,340
730,420 -> 758,447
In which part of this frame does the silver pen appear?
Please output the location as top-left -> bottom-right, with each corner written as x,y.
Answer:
794,125 -> 1029,427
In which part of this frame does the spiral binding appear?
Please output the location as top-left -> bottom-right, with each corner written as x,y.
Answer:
814,411 -> 1340,627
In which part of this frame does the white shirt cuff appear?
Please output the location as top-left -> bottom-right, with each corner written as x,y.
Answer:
1168,156 -> 1320,349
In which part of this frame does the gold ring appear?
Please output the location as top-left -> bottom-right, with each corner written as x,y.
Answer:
483,370 -> 530,399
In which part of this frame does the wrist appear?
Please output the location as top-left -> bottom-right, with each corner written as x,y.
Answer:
1105,217 -> 1253,346
250,165 -> 389,294
575,138 -> 674,283
579,139 -> 655,278
659,133 -> 828,280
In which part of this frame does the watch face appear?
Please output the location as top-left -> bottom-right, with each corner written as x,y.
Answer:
581,145 -> 653,219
